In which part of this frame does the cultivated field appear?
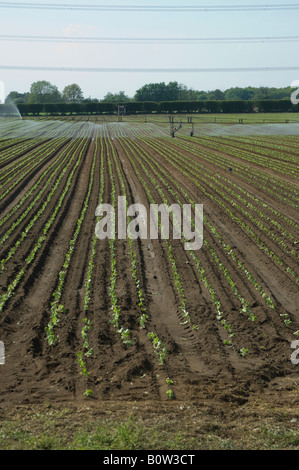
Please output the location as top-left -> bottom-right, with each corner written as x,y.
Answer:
0,115 -> 298,442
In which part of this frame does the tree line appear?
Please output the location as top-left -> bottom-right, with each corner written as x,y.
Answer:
2,80 -> 298,115
4,80 -> 296,105
133,82 -> 295,102
5,81 -> 85,105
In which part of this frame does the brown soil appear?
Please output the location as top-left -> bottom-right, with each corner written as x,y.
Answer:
0,126 -> 298,438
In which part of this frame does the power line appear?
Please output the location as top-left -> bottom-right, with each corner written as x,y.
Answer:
0,65 -> 299,72
0,2 -> 299,11
1,34 -> 299,44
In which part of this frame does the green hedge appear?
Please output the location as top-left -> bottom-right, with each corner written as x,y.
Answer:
2,99 -> 298,117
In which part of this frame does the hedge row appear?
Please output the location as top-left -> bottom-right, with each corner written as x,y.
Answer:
1,99 -> 298,116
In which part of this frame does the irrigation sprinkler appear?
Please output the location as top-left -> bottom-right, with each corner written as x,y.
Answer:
170,119 -> 182,137
117,105 -> 126,116
190,122 -> 194,137
187,117 -> 195,136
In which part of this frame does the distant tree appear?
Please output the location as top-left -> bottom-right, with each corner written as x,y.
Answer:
102,91 -> 131,102
135,82 -> 180,102
5,91 -> 30,104
62,83 -> 84,103
83,97 -> 99,103
252,87 -> 270,100
177,84 -> 198,101
28,81 -> 61,104
195,91 -> 208,101
224,87 -> 255,100
267,86 -> 293,100
135,83 -> 159,101
165,82 -> 180,101
207,89 -> 225,100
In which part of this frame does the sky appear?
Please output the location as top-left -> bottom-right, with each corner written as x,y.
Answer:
0,0 -> 298,101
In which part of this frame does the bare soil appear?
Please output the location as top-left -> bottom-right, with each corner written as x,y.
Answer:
0,126 -> 298,448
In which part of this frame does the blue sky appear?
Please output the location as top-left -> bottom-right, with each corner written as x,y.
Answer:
0,0 -> 298,100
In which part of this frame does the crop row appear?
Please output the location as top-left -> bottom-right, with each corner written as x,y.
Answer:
199,136 -> 299,178
0,138 -> 87,270
145,137 -> 299,281
0,139 -> 76,234
176,136 -> 299,209
166,139 -> 299,262
118,137 -> 244,352
132,137 -> 297,330
108,136 -> 178,395
0,138 -> 43,168
0,137 -> 91,313
0,138 -> 68,204
0,138 -> 81,246
217,136 -> 299,163
45,140 -> 96,345
175,137 -> 299,232
150,138 -> 277,303
76,136 -> 104,382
